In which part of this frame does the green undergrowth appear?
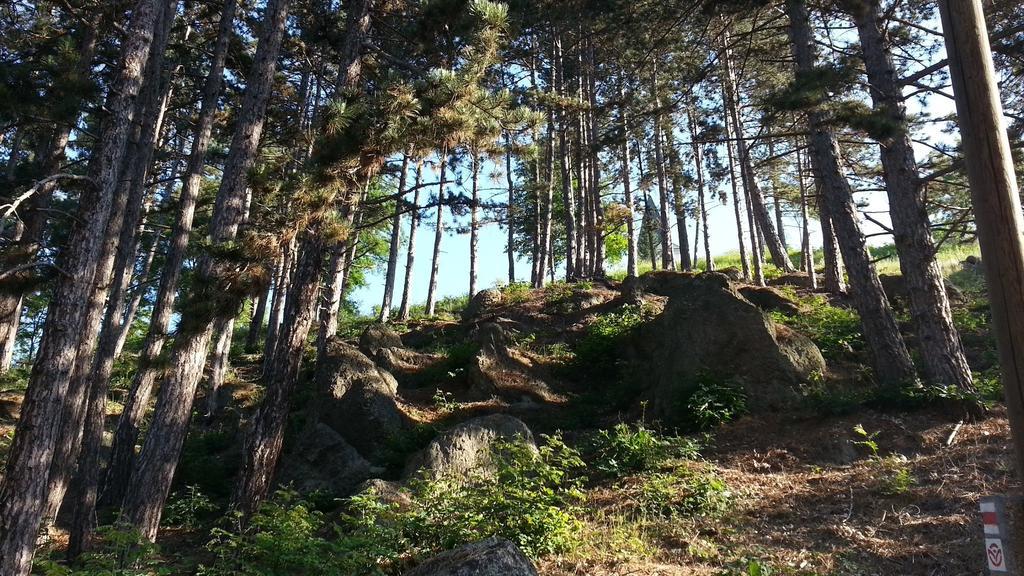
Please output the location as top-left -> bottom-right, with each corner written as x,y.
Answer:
769,290 -> 863,360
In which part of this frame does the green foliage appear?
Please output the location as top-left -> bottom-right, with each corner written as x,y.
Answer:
852,425 -> 916,496
588,421 -> 700,477
390,436 -> 586,558
771,294 -> 862,359
574,303 -> 655,377
431,388 -> 458,414
201,492 -> 345,576
37,524 -> 168,575
681,377 -> 748,431
630,467 -> 731,519
201,436 -> 585,576
163,485 -> 219,530
498,281 -> 532,304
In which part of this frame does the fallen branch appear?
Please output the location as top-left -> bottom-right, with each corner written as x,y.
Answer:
0,173 -> 95,238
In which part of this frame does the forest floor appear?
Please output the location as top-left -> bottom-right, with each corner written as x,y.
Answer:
535,408 -> 1012,576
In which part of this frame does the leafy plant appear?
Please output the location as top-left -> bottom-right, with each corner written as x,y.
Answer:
771,295 -> 862,359
431,388 -> 458,414
163,485 -> 218,529
682,377 -> 748,431
37,524 -> 169,575
574,303 -> 655,377
589,420 -> 699,477
630,467 -> 731,519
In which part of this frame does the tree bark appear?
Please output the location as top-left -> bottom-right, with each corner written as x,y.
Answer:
619,95 -> 638,279
653,72 -> 675,271
122,0 -> 291,541
398,163 -> 422,320
787,0 -> 916,387
102,0 -> 237,509
937,0 -> 1024,479
721,37 -> 795,273
722,84 -> 752,282
380,154 -> 409,322
426,154 -> 448,316
797,147 -> 817,290
470,151 -> 481,296
554,36 -> 576,281
0,0 -> 166,571
851,0 -> 974,392
686,107 -> 714,272
818,190 -> 846,294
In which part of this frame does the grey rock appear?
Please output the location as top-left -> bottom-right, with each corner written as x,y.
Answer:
630,274 -> 826,415
404,414 -> 535,480
404,538 -> 538,576
277,423 -> 380,496
462,289 -> 504,320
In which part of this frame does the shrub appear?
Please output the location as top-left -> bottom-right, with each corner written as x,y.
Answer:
163,485 -> 218,529
629,467 -> 731,519
771,294 -> 862,359
574,303 -> 655,378
499,282 -> 532,304
201,436 -> 587,576
392,435 -> 586,558
588,421 -> 700,477
37,524 -> 168,576
681,377 -> 748,431
201,491 -> 349,576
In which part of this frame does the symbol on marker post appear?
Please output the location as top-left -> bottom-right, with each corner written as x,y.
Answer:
987,538 -> 1008,572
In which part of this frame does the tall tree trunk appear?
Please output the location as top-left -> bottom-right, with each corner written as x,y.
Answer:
721,37 -> 795,273
787,0 -> 916,387
45,0 -> 175,528
398,163 -> 422,320
380,155 -> 410,322
102,0 -> 237,509
426,155 -> 447,317
121,0 -> 291,541
233,233 -> 321,514
652,71 -> 675,270
554,36 -> 576,281
722,85 -> 751,281
937,0 -> 1024,477
619,95 -> 638,279
205,318 -> 234,417
537,110 -> 555,287
62,14 -> 179,549
246,286 -> 270,353
0,0 -> 166,571
0,26 -> 101,374
665,117 -> 692,273
470,151 -> 481,296
797,147 -> 817,290
851,0 -> 973,392
818,191 -> 846,293
686,107 -> 714,272
586,41 -> 604,278
264,237 -> 294,373
505,135 -> 517,284
114,227 -> 162,360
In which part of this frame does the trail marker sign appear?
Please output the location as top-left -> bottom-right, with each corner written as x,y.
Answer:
982,496 -> 1023,574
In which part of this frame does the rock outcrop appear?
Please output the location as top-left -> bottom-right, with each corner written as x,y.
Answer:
316,339 -> 410,463
404,538 -> 539,576
466,323 -> 562,403
404,414 -> 535,480
630,273 -> 825,415
879,273 -> 966,307
462,289 -> 504,320
277,423 -> 380,496
738,285 -> 801,316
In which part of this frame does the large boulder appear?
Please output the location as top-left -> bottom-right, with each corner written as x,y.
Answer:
360,323 -> 404,358
462,289 -> 504,320
636,270 -> 697,297
768,273 -> 814,289
737,285 -> 801,316
466,323 -> 561,403
629,274 -> 825,415
404,414 -> 535,480
879,273 -> 966,307
277,423 -> 380,496
316,339 -> 409,462
404,538 -> 538,576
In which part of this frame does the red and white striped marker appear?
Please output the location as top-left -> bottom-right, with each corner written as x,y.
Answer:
982,499 -> 1009,573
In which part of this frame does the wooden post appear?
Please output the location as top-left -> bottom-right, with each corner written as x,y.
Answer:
938,0 -> 1024,476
